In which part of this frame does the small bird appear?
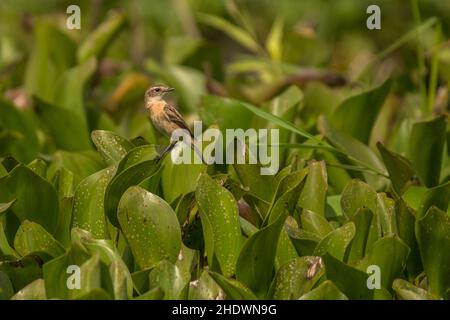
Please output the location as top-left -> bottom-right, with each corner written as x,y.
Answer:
144,85 -> 203,162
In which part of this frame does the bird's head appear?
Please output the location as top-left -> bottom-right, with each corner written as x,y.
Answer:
145,85 -> 174,102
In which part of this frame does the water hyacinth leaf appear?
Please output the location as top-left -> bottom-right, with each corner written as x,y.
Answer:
72,228 -> 133,299
35,98 -> 91,151
236,210 -> 287,298
104,155 -> 160,228
322,253 -> 373,300
134,287 -> 164,300
149,260 -> 190,300
195,174 -> 241,277
14,220 -> 65,258
0,98 -> 39,163
188,270 -> 224,300
341,179 -> 377,219
392,279 -> 437,300
298,160 -> 327,217
377,142 -> 418,194
72,166 -> 116,239
0,256 -> 43,292
118,186 -> 181,269
330,79 -> 392,144
10,279 -> 46,300
299,280 -> 348,300
358,236 -> 410,291
375,193 -> 396,236
161,155 -> 206,204
47,150 -> 105,188
0,165 -> 59,233
91,130 -> 134,166
395,199 -> 421,278
347,208 -> 377,262
209,271 -> 257,300
24,22 -> 76,102
300,210 -> 334,239
200,95 -> 254,131
0,271 -> 13,300
417,181 -> 450,220
416,206 -> 450,298
407,116 -> 447,187
78,11 -> 127,63
314,222 -> 355,261
270,256 -> 324,300
53,58 -> 97,118
318,117 -> 386,179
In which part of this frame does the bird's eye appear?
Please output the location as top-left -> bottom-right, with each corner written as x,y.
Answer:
155,88 -> 160,92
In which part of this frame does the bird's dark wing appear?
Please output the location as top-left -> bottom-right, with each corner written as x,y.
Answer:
164,104 -> 193,137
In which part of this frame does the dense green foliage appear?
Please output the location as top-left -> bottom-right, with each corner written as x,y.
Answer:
0,0 -> 449,300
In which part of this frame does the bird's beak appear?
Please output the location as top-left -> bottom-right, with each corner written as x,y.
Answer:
165,87 -> 175,93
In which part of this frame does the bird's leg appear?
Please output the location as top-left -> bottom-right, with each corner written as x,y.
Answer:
155,140 -> 177,161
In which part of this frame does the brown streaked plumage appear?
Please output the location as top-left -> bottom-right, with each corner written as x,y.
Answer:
145,85 -> 203,162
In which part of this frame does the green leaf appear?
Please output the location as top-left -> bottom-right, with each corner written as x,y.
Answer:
47,150 -> 104,188
375,193 -> 396,236
0,98 -> 39,163
358,236 -> 410,291
91,130 -> 134,166
0,271 -> 13,300
73,229 -> 133,299
104,151 -> 160,227
24,22 -> 76,102
200,95 -> 255,130
10,279 -> 46,300
416,206 -> 450,297
196,174 -> 242,277
134,287 -> 164,300
78,11 -> 126,63
14,220 -> 65,258
299,280 -> 348,300
347,208 -> 377,262
240,100 -> 315,141
392,279 -> 437,300
300,210 -> 334,239
417,181 -> 450,220
236,209 -> 287,298
35,98 -> 91,151
149,260 -> 190,300
118,186 -> 181,269
72,166 -> 116,238
330,79 -> 391,144
395,199 -> 421,278
341,179 -> 377,219
0,256 -> 42,292
209,271 -> 257,300
314,222 -> 355,261
0,165 -> 58,233
377,142 -> 418,194
197,13 -> 262,54
266,16 -> 283,61
161,155 -> 206,204
164,35 -> 202,65
318,117 -> 387,180
270,256 -> 324,300
53,58 -> 97,119
188,270 -> 224,300
322,253 -> 373,300
298,160 -> 328,217
407,116 -> 447,187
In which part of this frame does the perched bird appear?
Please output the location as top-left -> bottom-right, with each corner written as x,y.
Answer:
144,85 -> 203,162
